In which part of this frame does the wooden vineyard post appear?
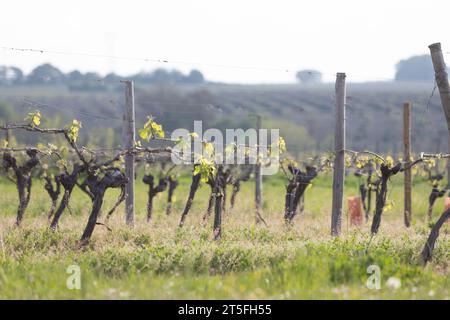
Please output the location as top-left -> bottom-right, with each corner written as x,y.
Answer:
403,102 -> 412,227
123,80 -> 136,226
331,73 -> 346,236
419,42 -> 450,264
255,115 -> 263,224
429,43 -> 450,187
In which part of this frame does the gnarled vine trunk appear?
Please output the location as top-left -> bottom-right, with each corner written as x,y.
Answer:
202,177 -> 216,224
359,183 -> 367,215
427,187 -> 446,221
284,165 -> 317,224
79,169 -> 127,246
421,208 -> 450,265
50,164 -> 85,230
44,175 -> 61,220
230,180 -> 240,210
371,163 -> 401,235
229,167 -> 252,210
166,176 -> 179,215
179,171 -> 201,227
213,165 -> 224,240
203,166 -> 232,224
143,174 -> 168,221
3,150 -> 39,227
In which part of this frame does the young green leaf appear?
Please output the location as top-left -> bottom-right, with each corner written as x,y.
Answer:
68,119 -> 82,142
26,110 -> 41,127
203,141 -> 215,158
193,157 -> 216,183
139,118 -> 165,141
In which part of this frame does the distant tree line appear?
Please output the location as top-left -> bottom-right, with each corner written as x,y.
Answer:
395,55 -> 442,82
395,55 -> 431,82
2,55 -> 444,89
295,55 -> 449,83
0,63 -> 205,90
296,69 -> 323,85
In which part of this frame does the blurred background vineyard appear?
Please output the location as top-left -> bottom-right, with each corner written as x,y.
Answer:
0,54 -> 447,157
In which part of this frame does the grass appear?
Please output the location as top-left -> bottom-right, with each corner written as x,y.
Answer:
0,172 -> 449,299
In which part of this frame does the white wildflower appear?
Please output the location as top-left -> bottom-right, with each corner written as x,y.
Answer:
386,277 -> 401,290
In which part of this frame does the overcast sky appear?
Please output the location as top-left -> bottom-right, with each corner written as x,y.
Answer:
1,0 -> 449,83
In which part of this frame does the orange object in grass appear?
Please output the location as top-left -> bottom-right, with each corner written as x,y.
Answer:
347,196 -> 363,227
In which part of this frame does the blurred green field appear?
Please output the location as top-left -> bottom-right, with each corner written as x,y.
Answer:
0,172 -> 449,299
